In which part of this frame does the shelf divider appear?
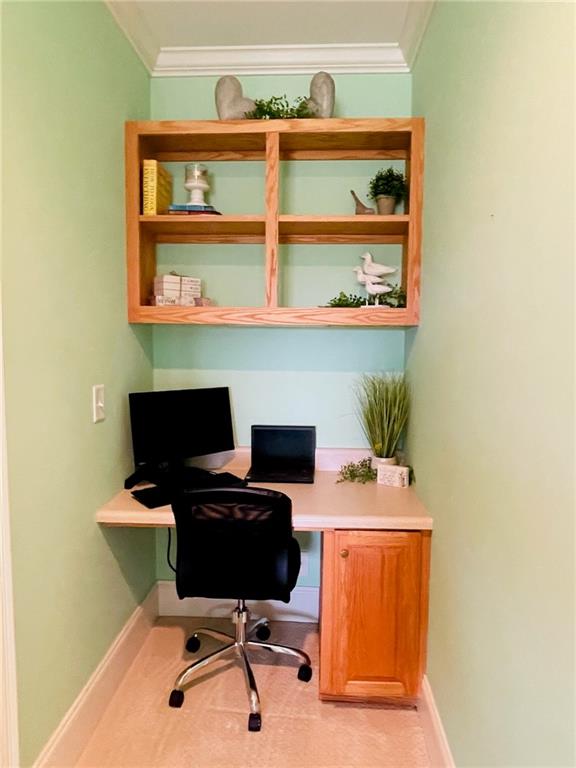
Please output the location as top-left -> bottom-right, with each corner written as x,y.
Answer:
265,132 -> 280,308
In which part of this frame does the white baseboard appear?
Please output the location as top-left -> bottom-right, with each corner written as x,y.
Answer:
418,675 -> 455,768
33,581 -> 318,766
33,586 -> 158,768
157,580 -> 319,623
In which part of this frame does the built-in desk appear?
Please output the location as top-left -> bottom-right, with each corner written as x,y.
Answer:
97,470 -> 431,531
97,451 -> 432,703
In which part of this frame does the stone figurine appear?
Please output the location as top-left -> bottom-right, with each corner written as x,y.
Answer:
364,280 -> 393,305
305,71 -> 335,118
360,252 -> 397,278
353,266 -> 383,286
215,76 -> 256,120
350,190 -> 375,215
215,71 -> 335,120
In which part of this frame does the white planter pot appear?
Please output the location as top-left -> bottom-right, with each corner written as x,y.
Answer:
371,455 -> 397,468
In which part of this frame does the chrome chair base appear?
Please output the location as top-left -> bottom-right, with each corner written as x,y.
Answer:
168,599 -> 313,731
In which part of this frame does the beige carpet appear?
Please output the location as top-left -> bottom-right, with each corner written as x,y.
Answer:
76,618 -> 430,768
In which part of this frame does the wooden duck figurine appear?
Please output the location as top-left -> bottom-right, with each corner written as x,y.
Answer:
360,251 -> 397,278
350,190 -> 375,215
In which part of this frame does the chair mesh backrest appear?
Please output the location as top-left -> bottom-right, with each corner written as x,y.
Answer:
171,487 -> 299,603
191,500 -> 276,522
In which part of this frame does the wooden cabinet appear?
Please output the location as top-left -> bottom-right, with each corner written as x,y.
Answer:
319,529 -> 430,701
125,118 -> 424,327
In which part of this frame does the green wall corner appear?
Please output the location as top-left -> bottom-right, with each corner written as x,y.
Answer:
2,2 -> 152,763
409,3 -> 575,766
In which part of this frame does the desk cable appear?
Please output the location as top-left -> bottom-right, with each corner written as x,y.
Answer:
166,529 -> 176,573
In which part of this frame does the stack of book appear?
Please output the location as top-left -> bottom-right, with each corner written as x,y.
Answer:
168,204 -> 221,215
142,160 -> 173,216
152,274 -> 213,307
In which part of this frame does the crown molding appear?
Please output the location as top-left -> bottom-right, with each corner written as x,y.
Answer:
153,43 -> 409,77
399,1 -> 435,69
104,0 -> 157,73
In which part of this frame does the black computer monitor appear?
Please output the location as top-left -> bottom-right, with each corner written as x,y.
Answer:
128,387 -> 235,470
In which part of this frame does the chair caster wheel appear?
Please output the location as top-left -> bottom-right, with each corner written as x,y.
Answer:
169,689 -> 184,708
248,712 -> 262,732
298,664 -> 313,682
186,635 -> 200,653
255,624 -> 271,641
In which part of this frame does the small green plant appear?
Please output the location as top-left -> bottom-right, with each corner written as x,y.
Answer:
368,168 -> 407,202
324,287 -> 406,309
378,285 -> 406,308
325,291 -> 365,308
245,95 -> 313,120
356,373 -> 410,459
337,457 -> 377,484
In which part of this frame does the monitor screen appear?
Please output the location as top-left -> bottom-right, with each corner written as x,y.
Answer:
129,387 -> 235,468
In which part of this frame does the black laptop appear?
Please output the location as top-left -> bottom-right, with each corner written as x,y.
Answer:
245,425 -> 316,484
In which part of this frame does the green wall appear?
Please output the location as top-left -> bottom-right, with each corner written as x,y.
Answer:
151,75 -> 412,583
408,3 -> 575,766
1,2 -> 153,763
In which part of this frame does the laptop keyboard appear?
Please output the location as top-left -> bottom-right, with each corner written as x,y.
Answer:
246,468 -> 314,484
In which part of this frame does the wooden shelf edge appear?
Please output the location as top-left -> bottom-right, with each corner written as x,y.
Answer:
139,215 -> 266,223
128,306 -> 418,327
140,214 -> 406,224
279,214 -> 409,239
137,214 -> 409,244
139,215 -> 266,242
128,117 -> 421,135
279,215 -> 410,222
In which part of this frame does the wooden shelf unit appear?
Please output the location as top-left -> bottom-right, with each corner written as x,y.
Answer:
125,118 -> 424,326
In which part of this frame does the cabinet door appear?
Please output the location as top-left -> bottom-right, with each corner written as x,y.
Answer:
320,530 -> 429,700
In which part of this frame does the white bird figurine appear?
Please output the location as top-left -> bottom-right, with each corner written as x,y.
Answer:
353,266 -> 383,285
364,281 -> 393,305
360,251 -> 397,278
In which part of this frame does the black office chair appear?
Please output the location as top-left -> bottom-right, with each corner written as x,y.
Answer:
168,486 -> 313,732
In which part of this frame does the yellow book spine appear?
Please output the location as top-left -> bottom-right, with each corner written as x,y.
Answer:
142,160 -> 173,215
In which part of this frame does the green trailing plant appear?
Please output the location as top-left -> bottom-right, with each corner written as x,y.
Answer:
325,291 -> 365,308
356,372 -> 410,459
368,168 -> 407,202
378,285 -> 406,308
245,95 -> 314,120
337,457 -> 377,484
324,287 -> 406,309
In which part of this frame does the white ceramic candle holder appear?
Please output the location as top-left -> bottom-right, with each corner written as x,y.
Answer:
184,163 -> 209,206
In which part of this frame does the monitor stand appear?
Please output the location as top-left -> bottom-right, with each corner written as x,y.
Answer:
185,449 -> 236,471
124,460 -> 176,489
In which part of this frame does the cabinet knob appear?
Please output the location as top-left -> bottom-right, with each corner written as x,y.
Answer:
339,549 -> 349,559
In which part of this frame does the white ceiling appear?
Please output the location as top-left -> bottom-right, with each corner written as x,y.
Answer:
106,1 -> 435,76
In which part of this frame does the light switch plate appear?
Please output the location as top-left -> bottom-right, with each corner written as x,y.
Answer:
92,384 -> 105,423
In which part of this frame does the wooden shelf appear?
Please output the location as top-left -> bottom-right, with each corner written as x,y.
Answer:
132,118 -> 415,162
125,118 -> 424,327
128,305 -> 416,327
138,215 -> 407,245
140,215 -> 265,243
279,215 -> 408,244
